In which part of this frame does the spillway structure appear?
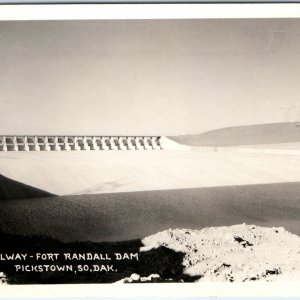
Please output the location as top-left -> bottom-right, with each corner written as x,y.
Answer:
0,136 -> 163,152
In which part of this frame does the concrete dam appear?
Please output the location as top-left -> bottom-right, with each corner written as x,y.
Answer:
0,135 -> 165,152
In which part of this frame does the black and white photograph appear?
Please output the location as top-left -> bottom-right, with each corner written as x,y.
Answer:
0,5 -> 300,287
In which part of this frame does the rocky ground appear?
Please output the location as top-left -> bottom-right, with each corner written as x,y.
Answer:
136,224 -> 300,282
1,224 -> 299,284
141,224 -> 300,281
0,272 -> 7,285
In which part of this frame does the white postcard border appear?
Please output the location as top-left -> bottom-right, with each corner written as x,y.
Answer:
0,3 -> 300,297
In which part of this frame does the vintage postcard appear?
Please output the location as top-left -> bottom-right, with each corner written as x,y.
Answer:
0,3 -> 300,297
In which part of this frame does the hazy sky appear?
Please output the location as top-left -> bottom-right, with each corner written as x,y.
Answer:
0,19 -> 300,135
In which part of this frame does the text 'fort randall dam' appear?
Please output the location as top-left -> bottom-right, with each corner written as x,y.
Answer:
0,136 -> 166,152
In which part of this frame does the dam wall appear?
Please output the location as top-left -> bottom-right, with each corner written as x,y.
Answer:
0,136 -> 164,152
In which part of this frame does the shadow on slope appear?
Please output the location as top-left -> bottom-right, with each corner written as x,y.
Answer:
0,230 -> 199,284
0,181 -> 300,243
170,122 -> 300,146
0,174 -> 54,201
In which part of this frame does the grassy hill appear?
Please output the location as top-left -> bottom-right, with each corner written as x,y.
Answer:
1,181 -> 300,243
170,123 -> 300,146
0,174 -> 54,201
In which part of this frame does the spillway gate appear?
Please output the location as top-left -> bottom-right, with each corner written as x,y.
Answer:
0,136 -> 163,151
